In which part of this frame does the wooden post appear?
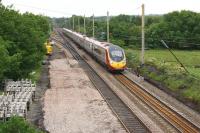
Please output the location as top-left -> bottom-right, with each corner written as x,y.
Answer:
107,11 -> 110,42
141,4 -> 145,65
84,14 -> 86,34
73,15 -> 74,31
78,16 -> 80,32
93,14 -> 95,38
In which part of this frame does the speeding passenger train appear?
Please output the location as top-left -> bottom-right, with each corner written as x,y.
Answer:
63,28 -> 126,71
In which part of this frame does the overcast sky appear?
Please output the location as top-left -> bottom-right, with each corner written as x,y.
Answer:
2,0 -> 200,17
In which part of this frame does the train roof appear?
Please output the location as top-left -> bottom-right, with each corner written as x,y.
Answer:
63,28 -> 122,50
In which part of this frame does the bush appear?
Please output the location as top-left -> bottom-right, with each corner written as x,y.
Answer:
0,117 -> 43,133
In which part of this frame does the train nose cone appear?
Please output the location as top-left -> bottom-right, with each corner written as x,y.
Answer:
110,61 -> 126,69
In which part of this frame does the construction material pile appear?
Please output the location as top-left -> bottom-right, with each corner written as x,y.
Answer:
0,79 -> 36,122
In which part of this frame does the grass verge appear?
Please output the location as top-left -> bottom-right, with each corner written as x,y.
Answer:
29,67 -> 42,83
28,59 -> 45,83
125,49 -> 200,110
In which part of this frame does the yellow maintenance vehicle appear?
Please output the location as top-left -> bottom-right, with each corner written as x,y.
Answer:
45,40 -> 53,55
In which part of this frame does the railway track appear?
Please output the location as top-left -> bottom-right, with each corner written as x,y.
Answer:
55,28 -> 200,133
55,29 -> 150,133
115,74 -> 200,133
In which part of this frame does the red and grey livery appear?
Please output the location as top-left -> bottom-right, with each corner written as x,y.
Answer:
63,28 -> 126,71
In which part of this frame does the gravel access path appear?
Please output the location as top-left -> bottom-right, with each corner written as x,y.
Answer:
43,46 -> 126,133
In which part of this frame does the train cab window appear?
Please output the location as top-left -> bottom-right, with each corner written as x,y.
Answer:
109,46 -> 124,62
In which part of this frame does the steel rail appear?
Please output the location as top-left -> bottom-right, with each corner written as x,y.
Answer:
115,74 -> 200,133
55,29 -> 150,133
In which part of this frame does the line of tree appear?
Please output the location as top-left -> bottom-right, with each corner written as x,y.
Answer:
0,3 -> 50,81
53,10 -> 200,50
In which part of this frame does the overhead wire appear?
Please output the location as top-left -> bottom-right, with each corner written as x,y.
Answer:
3,2 -> 74,16
3,3 -> 199,47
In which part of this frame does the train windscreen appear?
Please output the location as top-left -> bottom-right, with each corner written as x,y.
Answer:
109,46 -> 124,62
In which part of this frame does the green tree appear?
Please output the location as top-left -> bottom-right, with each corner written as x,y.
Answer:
147,10 -> 200,49
0,3 -> 50,80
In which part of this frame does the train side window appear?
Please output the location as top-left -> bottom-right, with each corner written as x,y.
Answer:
90,43 -> 93,49
94,46 -> 101,55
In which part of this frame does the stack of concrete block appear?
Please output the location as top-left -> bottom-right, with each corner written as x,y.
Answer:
0,79 -> 36,121
0,95 -> 14,122
0,96 -> 6,121
7,102 -> 27,118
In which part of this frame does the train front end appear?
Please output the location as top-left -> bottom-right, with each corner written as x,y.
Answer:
107,45 -> 126,71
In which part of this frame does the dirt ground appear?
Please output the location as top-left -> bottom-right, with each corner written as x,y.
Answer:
26,46 -> 65,131
43,46 -> 126,133
26,56 -> 50,131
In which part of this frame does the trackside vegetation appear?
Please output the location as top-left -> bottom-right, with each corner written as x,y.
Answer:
0,3 -> 50,82
54,10 -> 200,111
126,50 -> 200,107
0,3 -> 50,132
54,10 -> 200,50
0,117 -> 43,133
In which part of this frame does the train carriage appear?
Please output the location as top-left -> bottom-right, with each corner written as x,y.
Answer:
63,28 -> 126,71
